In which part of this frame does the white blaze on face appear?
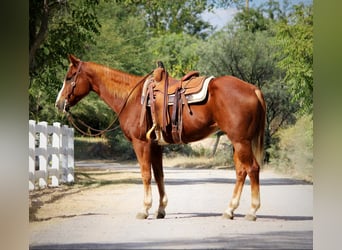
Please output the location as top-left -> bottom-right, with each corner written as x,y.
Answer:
56,63 -> 73,106
55,79 -> 67,105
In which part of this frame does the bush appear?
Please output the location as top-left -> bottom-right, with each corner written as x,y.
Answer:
74,133 -> 136,161
163,144 -> 195,157
268,114 -> 313,182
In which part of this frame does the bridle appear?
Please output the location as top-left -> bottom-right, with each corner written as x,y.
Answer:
63,62 -> 83,112
64,61 -> 153,136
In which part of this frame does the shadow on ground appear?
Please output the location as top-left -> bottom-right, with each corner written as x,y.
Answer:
30,230 -> 313,249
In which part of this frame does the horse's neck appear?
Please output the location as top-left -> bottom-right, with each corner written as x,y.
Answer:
87,62 -> 142,113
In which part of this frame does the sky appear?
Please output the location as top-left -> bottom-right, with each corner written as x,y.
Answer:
202,0 -> 313,30
202,8 -> 239,30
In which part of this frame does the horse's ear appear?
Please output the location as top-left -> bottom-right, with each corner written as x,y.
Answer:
68,54 -> 80,66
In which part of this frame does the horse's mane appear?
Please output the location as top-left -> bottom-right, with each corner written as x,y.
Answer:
86,61 -> 143,100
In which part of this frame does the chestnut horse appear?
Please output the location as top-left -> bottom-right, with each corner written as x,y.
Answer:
55,55 -> 266,221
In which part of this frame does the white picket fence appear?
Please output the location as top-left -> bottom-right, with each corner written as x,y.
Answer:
29,120 -> 74,190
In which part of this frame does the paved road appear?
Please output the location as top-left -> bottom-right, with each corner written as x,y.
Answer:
30,162 -> 313,249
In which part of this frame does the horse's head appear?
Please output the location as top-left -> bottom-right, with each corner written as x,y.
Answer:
55,54 -> 91,113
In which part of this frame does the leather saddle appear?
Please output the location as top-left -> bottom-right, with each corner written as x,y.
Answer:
152,67 -> 206,96
140,62 -> 210,145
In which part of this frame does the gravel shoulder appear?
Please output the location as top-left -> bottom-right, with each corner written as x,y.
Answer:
29,162 -> 313,249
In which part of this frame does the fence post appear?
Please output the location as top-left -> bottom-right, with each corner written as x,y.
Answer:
38,121 -> 48,188
67,126 -> 74,183
51,122 -> 61,187
29,120 -> 36,190
60,125 -> 75,183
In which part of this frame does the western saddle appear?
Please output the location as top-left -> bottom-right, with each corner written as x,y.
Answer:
140,61 -> 207,144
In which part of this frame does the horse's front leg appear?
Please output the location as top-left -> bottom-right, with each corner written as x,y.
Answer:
136,172 -> 152,219
151,143 -> 168,219
132,139 -> 153,219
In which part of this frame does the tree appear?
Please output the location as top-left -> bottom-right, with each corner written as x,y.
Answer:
85,0 -> 153,75
119,0 -> 230,38
147,33 -> 201,77
136,0 -> 258,37
197,9 -> 300,151
29,0 -> 100,79
30,0 -> 249,123
29,0 -> 101,121
68,0 -> 155,133
234,7 -> 270,32
197,27 -> 276,88
273,3 -> 313,114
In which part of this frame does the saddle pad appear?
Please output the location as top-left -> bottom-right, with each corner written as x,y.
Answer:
145,76 -> 214,106
168,76 -> 214,105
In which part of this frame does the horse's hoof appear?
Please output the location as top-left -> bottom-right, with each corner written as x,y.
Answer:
155,210 -> 166,219
222,212 -> 234,220
136,212 -> 148,219
244,214 -> 257,221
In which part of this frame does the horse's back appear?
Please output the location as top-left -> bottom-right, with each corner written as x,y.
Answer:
210,75 -> 258,94
209,76 -> 261,110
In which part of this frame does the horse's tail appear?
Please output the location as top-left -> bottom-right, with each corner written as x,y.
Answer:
253,89 -> 266,167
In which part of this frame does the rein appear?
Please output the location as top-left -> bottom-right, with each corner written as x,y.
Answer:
66,69 -> 153,137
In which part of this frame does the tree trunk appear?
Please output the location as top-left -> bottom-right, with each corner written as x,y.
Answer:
29,0 -> 50,75
211,131 -> 224,157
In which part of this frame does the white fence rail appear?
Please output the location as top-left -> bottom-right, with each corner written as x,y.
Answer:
29,120 -> 74,190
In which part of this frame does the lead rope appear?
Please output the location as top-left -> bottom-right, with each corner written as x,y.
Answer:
66,112 -> 120,137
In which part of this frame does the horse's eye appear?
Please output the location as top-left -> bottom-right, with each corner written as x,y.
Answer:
66,73 -> 75,81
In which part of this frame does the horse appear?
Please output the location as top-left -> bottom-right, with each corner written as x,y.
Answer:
55,54 -> 266,221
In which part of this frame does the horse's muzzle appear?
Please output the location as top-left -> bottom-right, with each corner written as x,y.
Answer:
55,99 -> 69,113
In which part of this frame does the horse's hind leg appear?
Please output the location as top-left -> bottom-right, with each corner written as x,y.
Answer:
223,142 -> 247,219
245,156 -> 261,221
151,143 -> 168,219
223,141 -> 260,221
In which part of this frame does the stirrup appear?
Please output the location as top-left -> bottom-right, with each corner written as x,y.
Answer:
146,123 -> 156,141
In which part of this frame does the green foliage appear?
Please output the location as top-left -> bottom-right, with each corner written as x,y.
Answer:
30,0 -> 100,78
197,19 -> 300,151
74,135 -> 135,161
273,3 -> 313,114
263,80 -> 299,136
147,33 -> 201,77
163,144 -> 195,157
234,7 -> 270,32
269,114 -> 313,182
28,0 -> 313,172
29,0 -> 101,121
85,0 -> 153,75
198,28 -> 277,87
121,0 -> 214,38
69,92 -> 117,134
29,82 -> 64,123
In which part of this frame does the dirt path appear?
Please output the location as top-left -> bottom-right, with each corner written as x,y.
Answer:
29,162 -> 313,249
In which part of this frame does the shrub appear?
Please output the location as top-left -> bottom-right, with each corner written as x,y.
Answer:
269,114 -> 313,182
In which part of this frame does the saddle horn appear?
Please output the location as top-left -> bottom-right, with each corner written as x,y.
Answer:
157,61 -> 165,69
